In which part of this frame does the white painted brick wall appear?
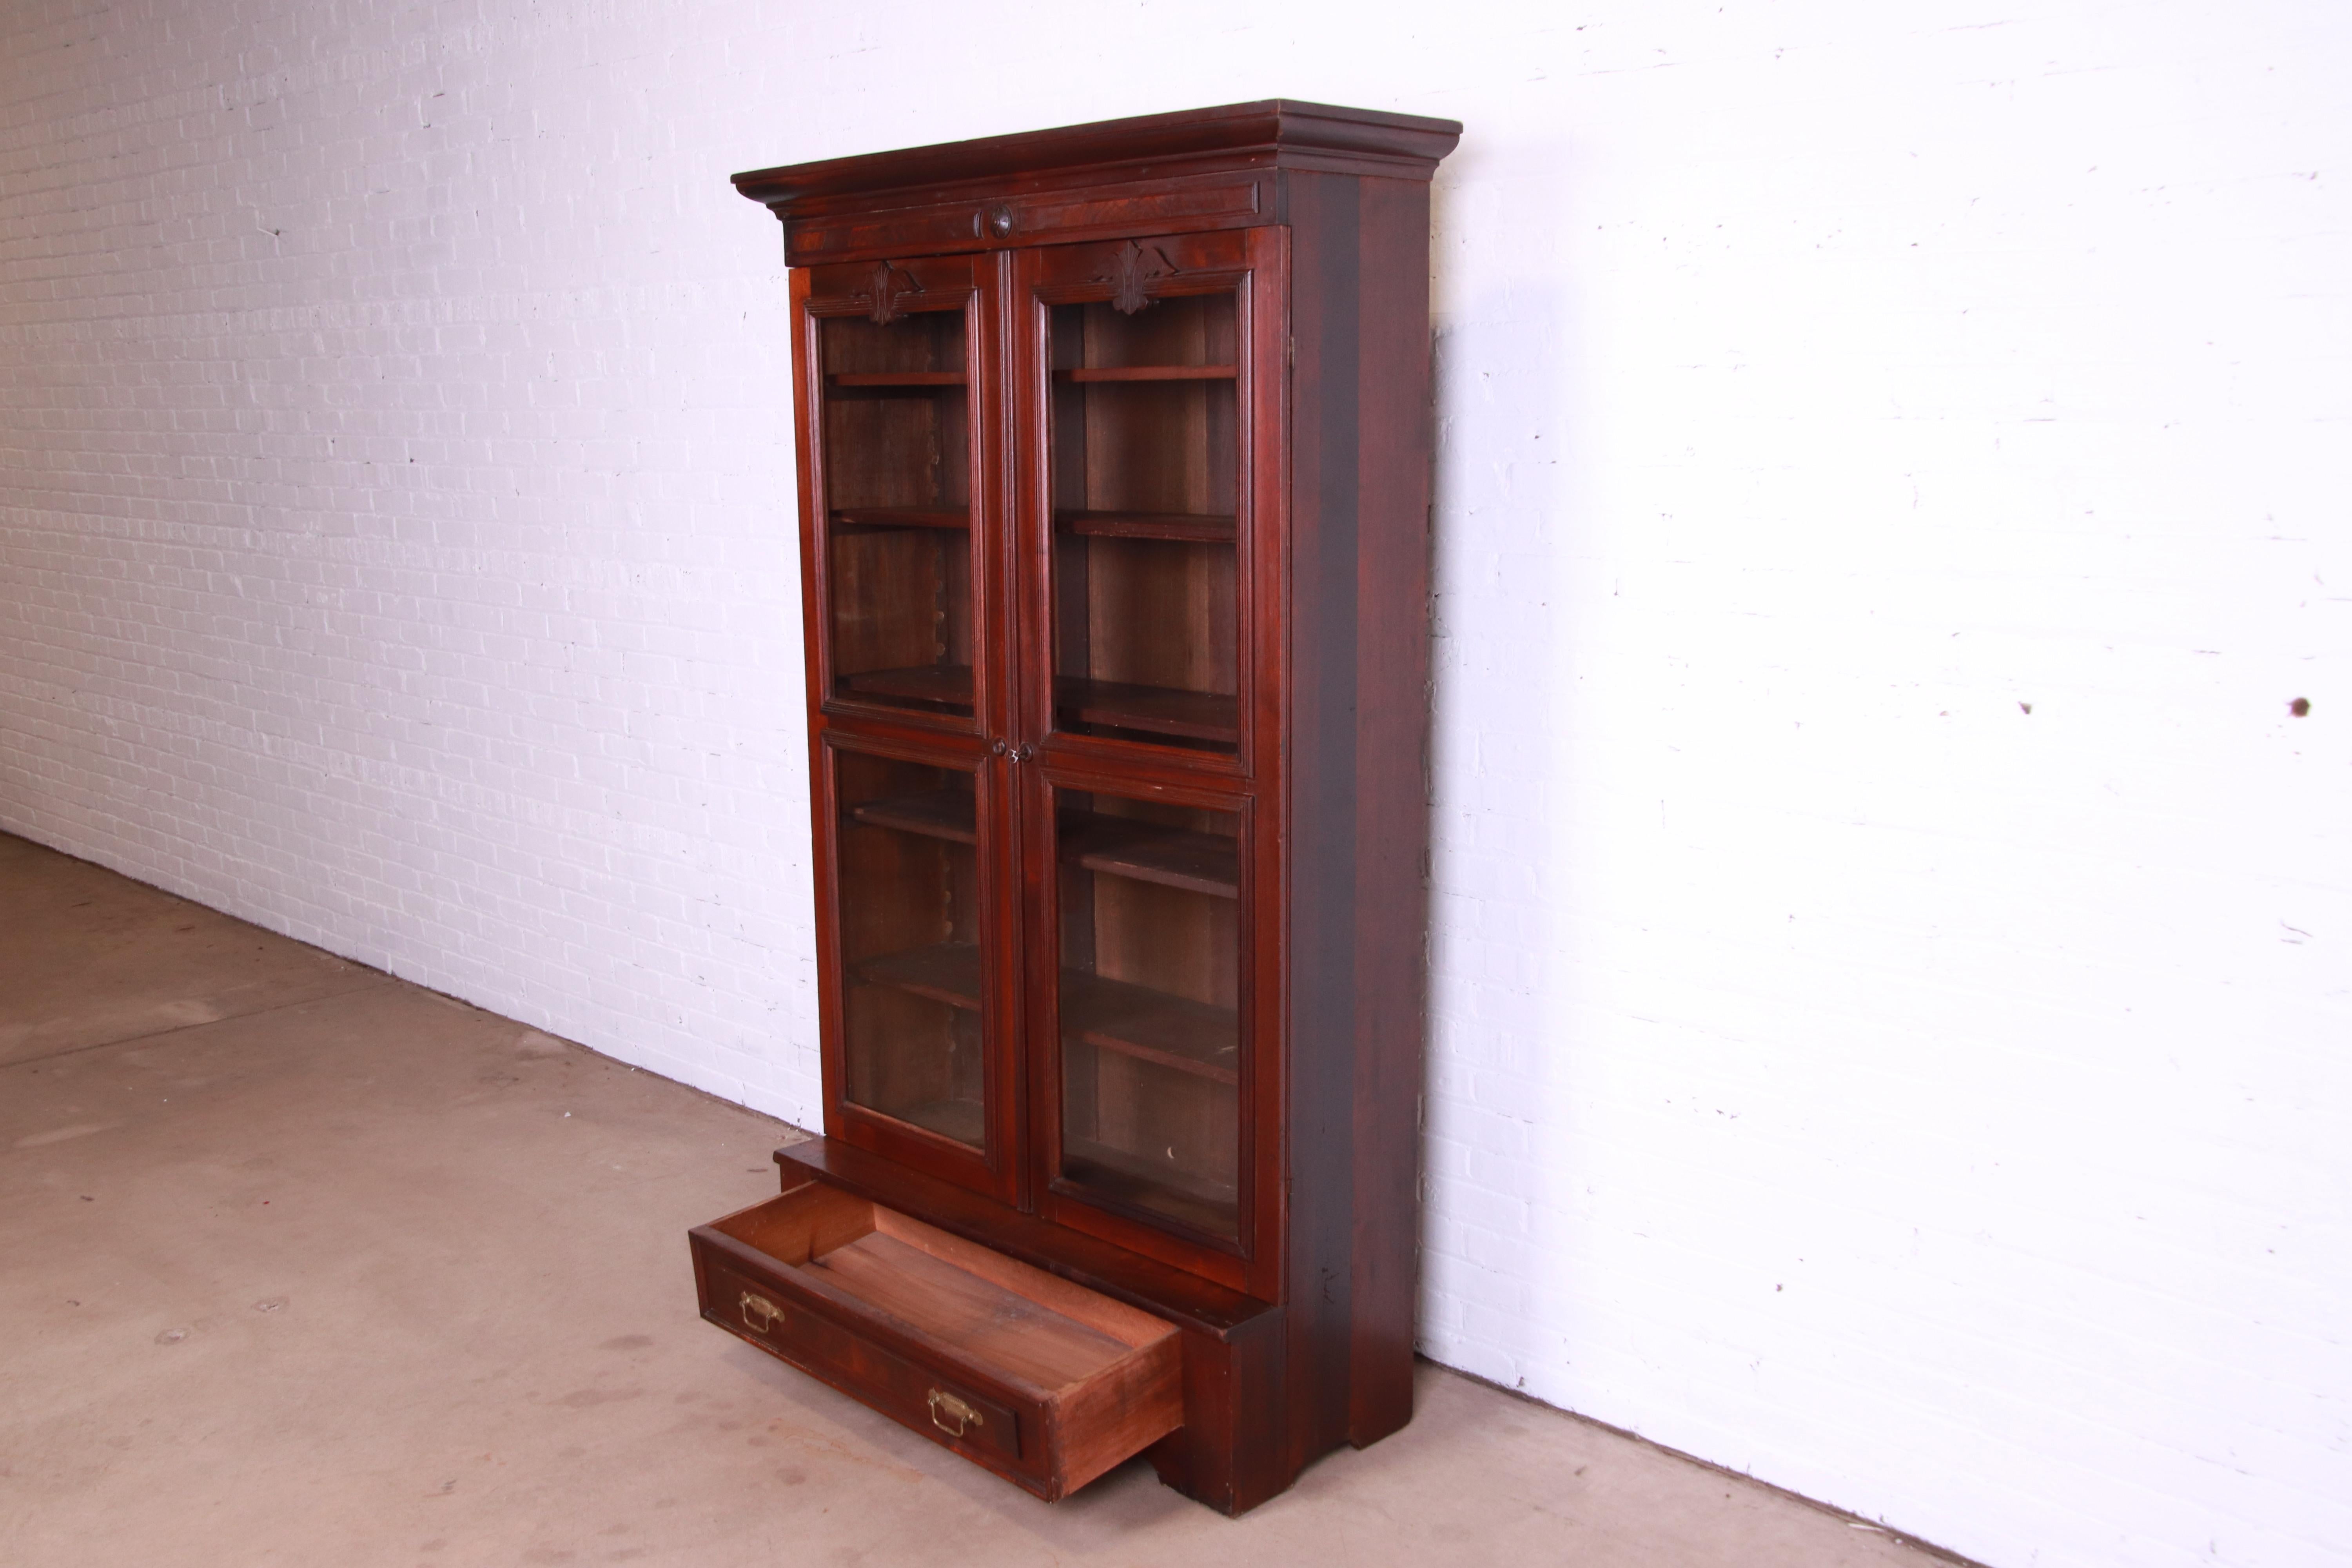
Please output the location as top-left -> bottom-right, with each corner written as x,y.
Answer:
2,4 -> 2344,1565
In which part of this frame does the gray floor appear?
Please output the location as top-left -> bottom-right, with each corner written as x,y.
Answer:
0,830 -> 1949,1566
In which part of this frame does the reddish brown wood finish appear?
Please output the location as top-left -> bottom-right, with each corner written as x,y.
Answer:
705,100 -> 1458,1516
1279,170 -> 1440,1463
734,100 -> 1458,268
690,1179 -> 1184,1498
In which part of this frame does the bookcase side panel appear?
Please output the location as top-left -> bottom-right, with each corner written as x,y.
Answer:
1339,174 -> 1437,1450
1278,169 -> 1437,1471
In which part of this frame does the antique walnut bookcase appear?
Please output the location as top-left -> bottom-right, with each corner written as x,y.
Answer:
687,100 -> 1460,1515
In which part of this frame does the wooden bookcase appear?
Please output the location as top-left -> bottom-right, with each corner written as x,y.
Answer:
688,100 -> 1460,1515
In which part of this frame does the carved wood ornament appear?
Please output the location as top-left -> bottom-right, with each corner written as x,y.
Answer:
857,261 -> 919,325
1102,240 -> 1179,314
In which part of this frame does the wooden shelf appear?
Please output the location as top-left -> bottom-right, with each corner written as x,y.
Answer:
1062,1135 -> 1238,1237
831,506 -> 969,531
829,371 -> 966,387
1054,677 -> 1238,746
892,1098 -> 985,1146
857,942 -> 982,1012
1057,366 -> 1237,383
858,946 -> 1235,1087
853,789 -> 978,845
1058,510 -> 1236,544
1061,970 -> 1237,1085
840,668 -> 1234,743
842,664 -> 974,708
1062,816 -> 1238,898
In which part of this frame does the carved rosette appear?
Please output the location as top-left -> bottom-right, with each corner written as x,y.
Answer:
1100,241 -> 1179,315
855,261 -> 920,325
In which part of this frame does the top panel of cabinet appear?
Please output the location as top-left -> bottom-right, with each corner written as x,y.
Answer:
731,100 -> 1462,268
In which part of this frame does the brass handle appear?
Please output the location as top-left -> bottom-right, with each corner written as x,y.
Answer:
928,1387 -> 984,1438
740,1291 -> 785,1333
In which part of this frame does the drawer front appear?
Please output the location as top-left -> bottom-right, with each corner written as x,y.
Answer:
783,172 -> 1267,266
695,1238 -> 1028,1472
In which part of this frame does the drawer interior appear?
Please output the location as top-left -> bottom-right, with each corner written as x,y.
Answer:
712,1183 -> 1179,1399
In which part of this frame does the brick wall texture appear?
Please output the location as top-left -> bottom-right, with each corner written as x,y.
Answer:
2,4 -> 2345,1566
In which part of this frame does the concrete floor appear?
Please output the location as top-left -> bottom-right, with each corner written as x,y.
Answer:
0,830 -> 1952,1567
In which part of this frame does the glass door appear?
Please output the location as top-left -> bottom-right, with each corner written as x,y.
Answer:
1026,232 -> 1262,762
1044,779 -> 1245,1246
802,256 -> 993,728
1011,230 -> 1279,1281
800,255 -> 1017,1201
820,735 -> 1015,1197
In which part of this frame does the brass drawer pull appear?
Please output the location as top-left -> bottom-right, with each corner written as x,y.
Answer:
928,1388 -> 984,1438
740,1291 -> 785,1333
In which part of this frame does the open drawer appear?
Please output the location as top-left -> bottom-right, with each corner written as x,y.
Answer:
688,1180 -> 1184,1498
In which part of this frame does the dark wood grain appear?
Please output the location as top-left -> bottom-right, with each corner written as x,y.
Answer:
1339,174 -> 1439,1452
1279,165 -> 1360,1477
1280,169 -> 1437,1467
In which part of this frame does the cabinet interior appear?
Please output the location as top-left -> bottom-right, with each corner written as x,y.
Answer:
821,307 -> 975,719
715,1184 -> 1172,1387
1049,292 -> 1240,754
835,749 -> 985,1146
1054,788 -> 1241,1241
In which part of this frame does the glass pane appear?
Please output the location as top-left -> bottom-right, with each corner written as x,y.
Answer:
1047,290 -> 1240,754
1055,786 -> 1241,1239
835,750 -> 985,1148
821,307 -> 975,719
